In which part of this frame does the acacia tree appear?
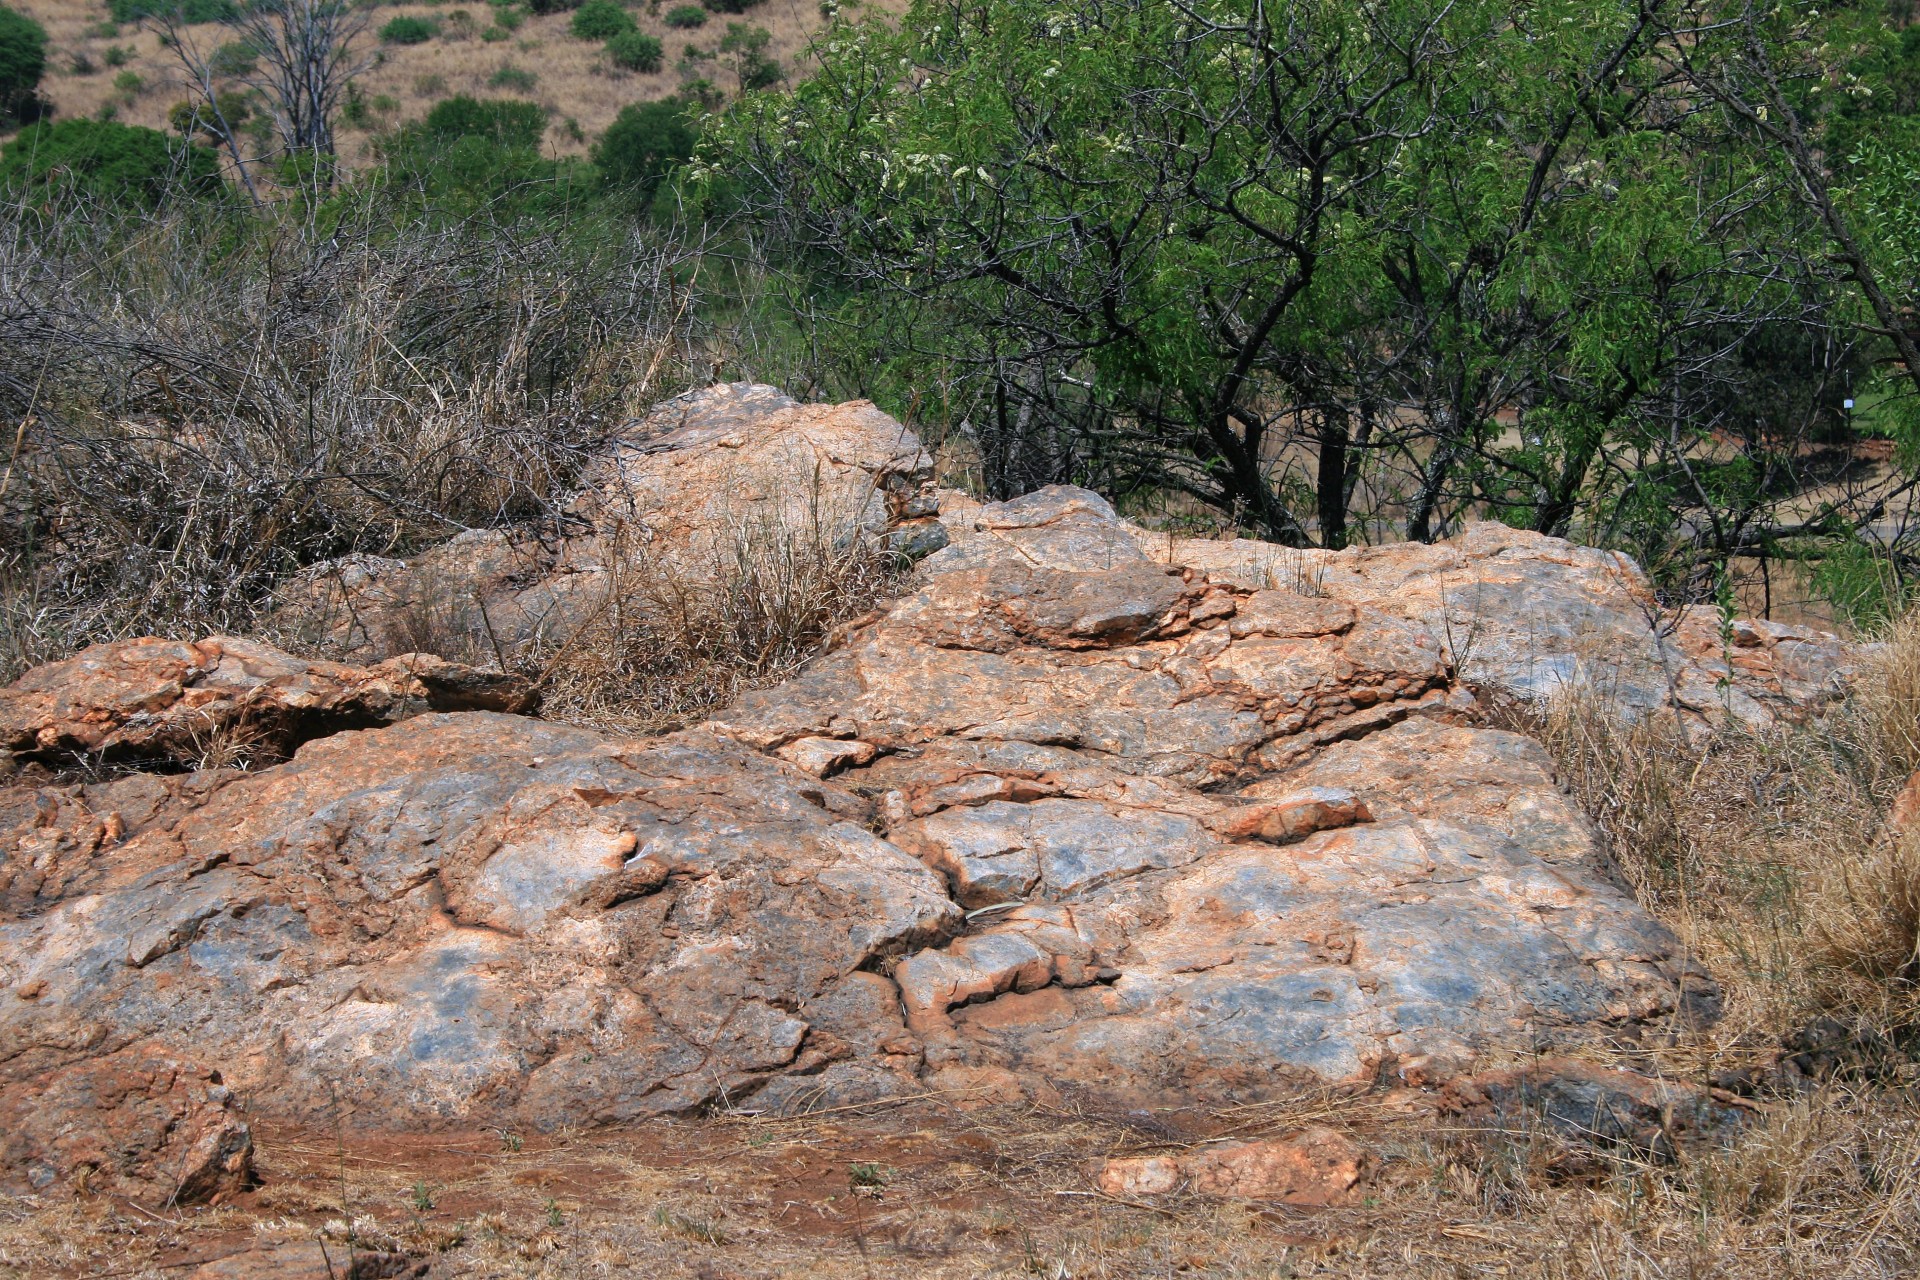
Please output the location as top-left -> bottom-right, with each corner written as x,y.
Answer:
715,0 -> 1915,594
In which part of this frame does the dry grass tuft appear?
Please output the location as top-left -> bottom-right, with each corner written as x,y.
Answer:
536,488 -> 905,733
1515,614 -> 1920,1040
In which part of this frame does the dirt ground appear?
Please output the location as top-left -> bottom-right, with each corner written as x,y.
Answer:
3,1076 -> 1916,1279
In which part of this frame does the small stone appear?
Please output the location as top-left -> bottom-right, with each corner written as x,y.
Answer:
1095,1128 -> 1369,1205
775,736 -> 879,777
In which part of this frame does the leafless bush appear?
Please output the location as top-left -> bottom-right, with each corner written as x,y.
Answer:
0,195 -> 704,680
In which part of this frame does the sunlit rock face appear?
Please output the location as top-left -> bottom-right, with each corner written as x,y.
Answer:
3,387 -> 1857,1188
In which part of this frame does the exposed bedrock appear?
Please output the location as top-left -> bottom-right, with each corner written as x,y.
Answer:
0,387 -> 1854,1195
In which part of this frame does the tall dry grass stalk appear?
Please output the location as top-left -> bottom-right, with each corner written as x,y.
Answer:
537,489 -> 904,733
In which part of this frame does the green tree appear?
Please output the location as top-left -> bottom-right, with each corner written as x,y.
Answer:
0,118 -> 224,206
0,3 -> 49,129
712,0 -> 1876,579
594,96 -> 695,195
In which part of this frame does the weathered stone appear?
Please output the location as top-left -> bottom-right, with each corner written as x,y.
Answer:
1096,1126 -> 1369,1204
0,635 -> 533,767
1,713 -> 956,1129
1443,1059 -> 1749,1159
278,383 -> 935,660
0,1047 -> 254,1204
1133,517 -> 1855,730
3,396 -> 1859,1155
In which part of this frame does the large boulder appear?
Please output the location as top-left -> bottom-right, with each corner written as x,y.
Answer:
0,393 -> 1855,1149
1,712 -> 955,1130
1126,512 -> 1854,730
275,383 -> 939,661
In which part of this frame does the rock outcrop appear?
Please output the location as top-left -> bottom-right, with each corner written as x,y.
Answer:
0,387 -> 1857,1186
0,635 -> 533,770
274,382 -> 940,662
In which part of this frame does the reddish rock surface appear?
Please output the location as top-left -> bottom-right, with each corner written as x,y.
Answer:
0,635 -> 532,768
0,1047 -> 253,1204
0,387 -> 1856,1165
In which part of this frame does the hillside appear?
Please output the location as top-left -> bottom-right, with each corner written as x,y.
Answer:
13,0 -> 862,164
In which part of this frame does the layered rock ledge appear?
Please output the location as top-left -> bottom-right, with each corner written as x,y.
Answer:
0,385 -> 1853,1197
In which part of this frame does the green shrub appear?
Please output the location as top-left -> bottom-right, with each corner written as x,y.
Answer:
718,20 -> 776,89
112,69 -> 144,97
526,0 -> 580,13
101,43 -> 131,68
570,0 -> 633,40
167,90 -> 248,141
605,29 -> 660,71
0,3 -> 49,127
700,0 -> 760,11
663,4 -> 705,26
209,40 -> 255,78
481,25 -> 508,40
491,3 -> 525,30
593,95 -> 693,194
488,64 -> 536,91
107,0 -> 235,22
421,93 -> 545,147
379,15 -> 439,44
0,118 -> 223,206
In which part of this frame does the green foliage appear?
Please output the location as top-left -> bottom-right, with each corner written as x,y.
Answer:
1812,541 -> 1916,634
101,43 -> 131,68
209,39 -> 255,77
593,95 -> 693,195
380,15 -> 439,44
0,117 -> 223,206
106,0 -> 235,22
716,20 -> 774,90
570,0 -> 633,39
111,69 -> 143,99
525,0 -> 580,13
605,29 -> 661,71
699,0 -> 759,12
367,93 -> 598,221
168,90 -> 248,141
0,3 -> 49,128
488,64 -> 536,91
421,94 -> 545,148
663,4 -> 705,27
